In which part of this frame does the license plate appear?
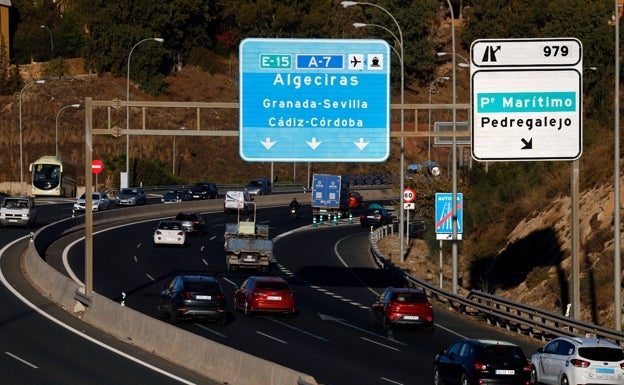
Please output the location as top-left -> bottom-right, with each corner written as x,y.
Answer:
267,296 -> 282,300
495,370 -> 515,375
403,315 -> 420,320
195,295 -> 211,300
596,368 -> 615,374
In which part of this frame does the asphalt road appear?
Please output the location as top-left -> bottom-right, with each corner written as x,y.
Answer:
0,200 -> 220,385
52,204 -> 541,385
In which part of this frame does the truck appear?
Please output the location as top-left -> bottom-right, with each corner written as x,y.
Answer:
311,174 -> 350,219
223,190 -> 254,213
223,204 -> 272,272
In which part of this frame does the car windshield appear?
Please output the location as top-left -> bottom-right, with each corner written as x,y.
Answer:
578,347 -> 624,361
121,189 -> 137,195
247,181 -> 262,187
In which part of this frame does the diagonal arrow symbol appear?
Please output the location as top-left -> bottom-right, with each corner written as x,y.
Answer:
306,137 -> 322,150
521,138 -> 532,150
260,137 -> 276,150
353,138 -> 369,150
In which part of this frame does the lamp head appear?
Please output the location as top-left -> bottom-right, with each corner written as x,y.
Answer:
436,52 -> 449,57
71,103 -> 80,108
341,1 -> 358,7
154,38 -> 164,43
353,22 -> 367,28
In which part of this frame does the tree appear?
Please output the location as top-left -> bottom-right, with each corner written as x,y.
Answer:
0,41 -> 22,95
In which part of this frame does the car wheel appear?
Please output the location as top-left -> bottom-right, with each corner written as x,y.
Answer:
244,301 -> 251,316
560,375 -> 569,385
381,317 -> 391,331
460,373 -> 469,385
529,366 -> 541,385
169,302 -> 180,323
217,314 -> 227,326
157,303 -> 167,319
432,366 -> 442,385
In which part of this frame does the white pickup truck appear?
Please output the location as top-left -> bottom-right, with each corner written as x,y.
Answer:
0,196 -> 37,228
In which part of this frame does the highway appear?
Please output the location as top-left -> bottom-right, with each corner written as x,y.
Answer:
48,203 -> 540,385
0,201 -> 219,385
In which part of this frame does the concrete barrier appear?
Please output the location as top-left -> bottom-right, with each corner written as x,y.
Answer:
21,188 -> 394,385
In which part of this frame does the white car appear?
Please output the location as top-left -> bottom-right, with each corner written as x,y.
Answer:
530,336 -> 624,385
153,220 -> 186,247
73,192 -> 110,212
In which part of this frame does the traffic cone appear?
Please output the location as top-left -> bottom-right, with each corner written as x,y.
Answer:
348,212 -> 353,224
313,215 -> 317,227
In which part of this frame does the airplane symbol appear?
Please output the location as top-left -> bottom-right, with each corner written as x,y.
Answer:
350,56 -> 361,68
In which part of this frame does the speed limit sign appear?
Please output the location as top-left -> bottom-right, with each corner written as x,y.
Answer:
403,188 -> 416,203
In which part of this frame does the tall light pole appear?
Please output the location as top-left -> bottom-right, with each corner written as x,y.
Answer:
613,0 -> 621,331
40,25 -> 53,58
126,37 -> 164,181
342,1 -> 407,261
19,80 -> 45,196
428,76 -> 450,161
55,103 -> 80,157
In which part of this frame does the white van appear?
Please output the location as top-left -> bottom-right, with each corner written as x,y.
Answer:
223,190 -> 254,213
0,196 -> 37,228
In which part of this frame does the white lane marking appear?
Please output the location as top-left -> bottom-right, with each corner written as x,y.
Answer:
256,331 -> 287,344
194,324 -> 227,338
318,313 -> 407,346
380,377 -> 404,385
361,337 -> 400,351
267,318 -> 330,342
0,237 -> 197,385
201,259 -> 209,266
146,274 -> 155,282
6,351 -> 38,369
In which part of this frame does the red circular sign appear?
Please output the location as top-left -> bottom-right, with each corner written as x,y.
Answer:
91,159 -> 104,175
403,188 -> 416,203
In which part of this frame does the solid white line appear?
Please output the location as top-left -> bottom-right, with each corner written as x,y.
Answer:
256,331 -> 287,344
361,337 -> 400,351
194,324 -> 227,338
380,376 -> 404,385
1,237 -> 197,385
6,351 -> 38,369
146,274 -> 155,282
268,318 -> 330,342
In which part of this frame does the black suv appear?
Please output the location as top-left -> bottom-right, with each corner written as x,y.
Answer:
190,182 -> 218,199
433,339 -> 531,385
174,211 -> 206,235
158,275 -> 227,325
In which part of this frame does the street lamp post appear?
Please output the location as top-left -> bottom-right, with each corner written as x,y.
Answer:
428,76 -> 450,161
436,51 -> 469,67
342,1 -> 407,261
19,80 -> 46,196
55,103 -> 80,157
40,25 -> 53,58
126,37 -> 164,182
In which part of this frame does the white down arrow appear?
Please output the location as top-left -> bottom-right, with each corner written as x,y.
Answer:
260,137 -> 276,150
354,138 -> 369,150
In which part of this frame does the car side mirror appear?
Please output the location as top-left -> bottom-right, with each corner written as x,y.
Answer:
536,347 -> 544,353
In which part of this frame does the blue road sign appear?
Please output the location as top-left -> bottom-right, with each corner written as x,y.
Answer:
239,38 -> 391,162
435,193 -> 463,237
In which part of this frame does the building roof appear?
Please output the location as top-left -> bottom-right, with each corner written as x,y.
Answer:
0,1 -> 11,7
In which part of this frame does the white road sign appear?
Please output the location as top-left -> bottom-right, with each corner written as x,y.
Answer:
470,38 -> 582,161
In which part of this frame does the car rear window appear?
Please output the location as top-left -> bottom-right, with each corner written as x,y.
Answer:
185,282 -> 221,294
481,346 -> 526,362
578,347 -> 624,362
175,213 -> 193,220
392,292 -> 428,303
159,222 -> 182,230
256,281 -> 290,291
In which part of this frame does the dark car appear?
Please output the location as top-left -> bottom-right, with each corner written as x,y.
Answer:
161,190 -> 192,204
433,339 -> 531,385
190,182 -> 218,199
174,211 -> 206,235
157,275 -> 227,325
359,204 -> 393,227
370,287 -> 434,332
234,276 -> 295,316
349,191 -> 364,208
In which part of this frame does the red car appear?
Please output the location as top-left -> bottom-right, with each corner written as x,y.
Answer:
349,191 -> 364,208
370,287 -> 434,332
234,276 -> 296,316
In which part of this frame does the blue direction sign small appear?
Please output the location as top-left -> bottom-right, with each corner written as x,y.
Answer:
435,193 -> 463,240
239,38 -> 391,162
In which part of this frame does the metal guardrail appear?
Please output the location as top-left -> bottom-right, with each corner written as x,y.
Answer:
369,225 -> 624,346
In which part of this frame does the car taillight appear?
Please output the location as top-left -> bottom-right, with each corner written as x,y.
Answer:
192,220 -> 199,224
177,231 -> 184,236
155,230 -> 162,235
215,293 -> 225,300
180,292 -> 192,299
473,362 -> 488,371
359,214 -> 365,219
570,358 -> 591,368
523,363 -> 532,372
620,362 -> 624,370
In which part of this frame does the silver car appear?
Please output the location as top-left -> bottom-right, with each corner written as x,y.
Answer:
115,187 -> 147,206
73,192 -> 110,212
